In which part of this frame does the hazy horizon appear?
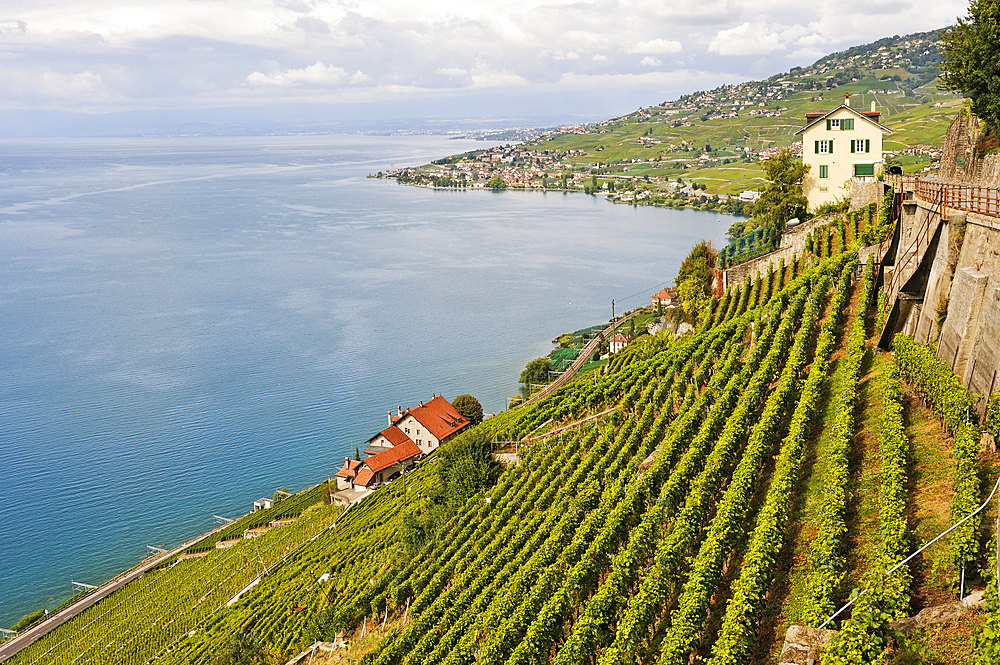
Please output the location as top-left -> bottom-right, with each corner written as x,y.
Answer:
0,0 -> 971,138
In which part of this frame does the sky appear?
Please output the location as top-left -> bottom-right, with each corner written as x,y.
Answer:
0,0 -> 972,135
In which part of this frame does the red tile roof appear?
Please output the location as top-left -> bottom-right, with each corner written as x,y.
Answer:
611,333 -> 632,343
397,395 -> 469,442
353,468 -> 374,487
363,439 -> 422,474
334,458 -> 362,479
367,425 -> 411,448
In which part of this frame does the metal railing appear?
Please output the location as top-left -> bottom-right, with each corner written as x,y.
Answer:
888,173 -> 1000,218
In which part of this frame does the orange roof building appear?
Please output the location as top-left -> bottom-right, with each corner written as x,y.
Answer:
351,439 -> 422,489
652,287 -> 678,307
334,458 -> 364,491
365,425 -> 411,455
610,333 -> 632,354
388,395 -> 470,454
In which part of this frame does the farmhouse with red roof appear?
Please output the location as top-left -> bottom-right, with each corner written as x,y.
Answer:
365,425 -> 411,455
387,394 -> 470,454
334,458 -> 363,491
651,287 -> 678,308
610,333 -> 632,354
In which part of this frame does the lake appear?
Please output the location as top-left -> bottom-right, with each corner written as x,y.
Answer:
0,135 -> 728,626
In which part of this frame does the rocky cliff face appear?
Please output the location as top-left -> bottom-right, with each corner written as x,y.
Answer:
939,111 -> 1000,186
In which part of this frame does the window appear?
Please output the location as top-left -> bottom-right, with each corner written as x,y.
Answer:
851,139 -> 870,153
815,140 -> 833,154
854,163 -> 875,177
819,165 -> 829,178
405,427 -> 410,434
819,187 -> 829,192
827,118 -> 854,130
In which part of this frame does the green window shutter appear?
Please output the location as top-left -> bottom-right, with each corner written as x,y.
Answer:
844,119 -> 854,130
815,141 -> 820,154
866,139 -> 870,153
855,163 -> 875,176
851,140 -> 855,153
820,165 -> 828,178
830,140 -> 834,153
826,119 -> 831,131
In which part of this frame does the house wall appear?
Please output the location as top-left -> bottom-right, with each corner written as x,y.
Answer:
802,108 -> 885,211
397,414 -> 440,453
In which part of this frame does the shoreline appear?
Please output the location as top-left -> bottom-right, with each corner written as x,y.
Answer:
376,175 -> 745,214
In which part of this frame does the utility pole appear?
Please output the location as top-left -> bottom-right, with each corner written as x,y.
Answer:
612,298 -> 615,321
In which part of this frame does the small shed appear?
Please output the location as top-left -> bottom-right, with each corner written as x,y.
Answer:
253,497 -> 273,512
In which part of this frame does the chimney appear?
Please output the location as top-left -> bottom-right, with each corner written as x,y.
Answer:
388,410 -> 392,426
844,93 -> 851,107
397,406 -> 403,418
871,101 -> 876,113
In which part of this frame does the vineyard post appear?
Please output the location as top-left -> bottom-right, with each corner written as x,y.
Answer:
381,603 -> 388,632
403,597 -> 410,625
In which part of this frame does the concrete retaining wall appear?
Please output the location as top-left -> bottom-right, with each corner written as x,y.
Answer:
723,212 -> 841,288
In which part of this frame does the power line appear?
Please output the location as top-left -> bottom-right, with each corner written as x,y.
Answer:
617,279 -> 672,305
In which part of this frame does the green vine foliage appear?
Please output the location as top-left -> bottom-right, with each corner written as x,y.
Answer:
893,334 -> 982,568
988,391 -> 1000,443
862,191 -> 894,245
802,255 -> 876,626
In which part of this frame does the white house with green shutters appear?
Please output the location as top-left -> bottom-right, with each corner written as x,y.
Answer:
795,94 -> 892,211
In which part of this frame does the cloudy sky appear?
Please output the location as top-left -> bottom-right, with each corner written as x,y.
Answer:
0,0 -> 970,134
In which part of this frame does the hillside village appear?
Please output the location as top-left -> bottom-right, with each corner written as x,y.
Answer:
382,30 -> 956,215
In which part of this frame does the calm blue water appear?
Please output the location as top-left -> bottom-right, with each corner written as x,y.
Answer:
0,135 -> 728,626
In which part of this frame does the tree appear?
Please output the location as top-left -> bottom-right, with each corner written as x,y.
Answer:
519,357 -> 553,387
675,240 -> 718,322
753,149 -> 809,228
488,175 -> 506,190
437,428 -> 500,510
941,0 -> 1000,133
452,394 -> 484,425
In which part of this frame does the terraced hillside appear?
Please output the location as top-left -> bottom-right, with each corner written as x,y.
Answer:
7,205 -> 998,664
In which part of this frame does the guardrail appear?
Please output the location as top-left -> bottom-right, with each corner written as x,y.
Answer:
888,173 -> 1000,218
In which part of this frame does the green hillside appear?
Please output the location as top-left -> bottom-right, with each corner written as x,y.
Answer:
395,29 -> 961,204
7,209 -> 999,664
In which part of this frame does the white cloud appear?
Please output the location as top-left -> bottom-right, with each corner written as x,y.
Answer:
39,69 -> 103,95
709,22 -> 785,56
246,61 -> 348,86
0,0 -> 971,122
627,38 -> 683,55
552,50 -> 579,60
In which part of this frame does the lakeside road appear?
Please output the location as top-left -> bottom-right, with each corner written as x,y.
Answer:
524,309 -> 645,406
0,520 -> 238,663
